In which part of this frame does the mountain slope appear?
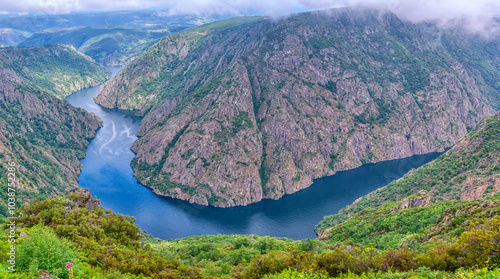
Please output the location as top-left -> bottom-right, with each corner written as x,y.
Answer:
317,191 -> 500,250
316,110 -> 500,236
0,45 -> 108,98
0,45 -> 109,216
96,8 -> 499,207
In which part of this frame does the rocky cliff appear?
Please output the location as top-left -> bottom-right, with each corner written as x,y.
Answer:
0,45 -> 108,214
96,8 -> 499,207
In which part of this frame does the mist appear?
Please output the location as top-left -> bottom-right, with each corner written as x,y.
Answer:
2,0 -> 500,36
327,0 -> 500,37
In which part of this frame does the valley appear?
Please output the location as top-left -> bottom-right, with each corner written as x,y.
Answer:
0,10 -> 227,65
0,4 -> 498,278
65,72 -> 445,239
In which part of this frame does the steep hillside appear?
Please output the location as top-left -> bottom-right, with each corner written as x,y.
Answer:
316,111 -> 500,235
96,8 -> 499,207
0,45 -> 109,216
317,191 -> 500,249
0,45 -> 109,98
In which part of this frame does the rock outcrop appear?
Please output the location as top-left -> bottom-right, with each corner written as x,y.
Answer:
66,188 -> 101,210
392,190 -> 430,212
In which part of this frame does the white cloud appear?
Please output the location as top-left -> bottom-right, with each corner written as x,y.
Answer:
2,0 -> 500,33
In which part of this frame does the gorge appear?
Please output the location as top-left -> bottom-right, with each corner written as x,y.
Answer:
95,8 -> 500,207
67,68 -> 441,239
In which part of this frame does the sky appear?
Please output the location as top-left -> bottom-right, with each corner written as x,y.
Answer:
1,0 -> 499,18
1,0 -> 500,35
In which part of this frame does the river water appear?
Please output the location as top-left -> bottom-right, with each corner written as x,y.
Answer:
66,67 -> 441,240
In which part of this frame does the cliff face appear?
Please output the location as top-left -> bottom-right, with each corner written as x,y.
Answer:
96,8 -> 499,207
0,45 -> 108,210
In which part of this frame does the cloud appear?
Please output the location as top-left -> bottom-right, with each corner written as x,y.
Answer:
2,0 -> 500,35
0,0 -> 313,16
354,0 -> 500,37
1,0 -> 148,14
3,0 -> 500,17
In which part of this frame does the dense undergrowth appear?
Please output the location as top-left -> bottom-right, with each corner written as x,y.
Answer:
0,191 -> 498,278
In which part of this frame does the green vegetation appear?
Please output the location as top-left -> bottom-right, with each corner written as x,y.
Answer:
19,26 -> 167,66
1,190 -> 499,278
317,112 -> 500,232
17,226 -> 76,278
0,45 -> 107,214
319,195 -> 500,249
0,192 -> 201,278
189,16 -> 266,34
0,45 -> 108,98
325,81 -> 337,94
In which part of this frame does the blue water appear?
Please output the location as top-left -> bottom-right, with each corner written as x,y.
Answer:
66,67 -> 442,240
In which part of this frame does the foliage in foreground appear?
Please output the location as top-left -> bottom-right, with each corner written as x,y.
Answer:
0,191 -> 498,278
1,192 -> 202,278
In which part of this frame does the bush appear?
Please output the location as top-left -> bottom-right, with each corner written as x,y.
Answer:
264,268 -> 329,279
254,236 -> 286,254
458,216 -> 500,267
233,237 -> 252,249
17,225 -> 77,278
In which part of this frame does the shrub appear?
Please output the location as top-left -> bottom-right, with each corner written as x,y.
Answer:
254,236 -> 286,254
458,216 -> 500,267
263,268 -> 329,279
17,225 -> 77,278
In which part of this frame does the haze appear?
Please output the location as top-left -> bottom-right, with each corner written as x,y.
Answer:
2,0 -> 499,36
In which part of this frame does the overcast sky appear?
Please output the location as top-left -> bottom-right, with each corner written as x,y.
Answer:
2,0 -> 500,31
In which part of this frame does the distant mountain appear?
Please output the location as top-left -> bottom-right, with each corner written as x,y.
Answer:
96,8 -> 500,207
0,10 -> 228,65
0,45 -> 109,215
0,11 -> 226,33
316,110 -> 500,240
0,28 -> 31,46
19,26 -> 179,66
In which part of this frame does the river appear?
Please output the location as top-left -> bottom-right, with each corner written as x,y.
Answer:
66,67 -> 442,240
